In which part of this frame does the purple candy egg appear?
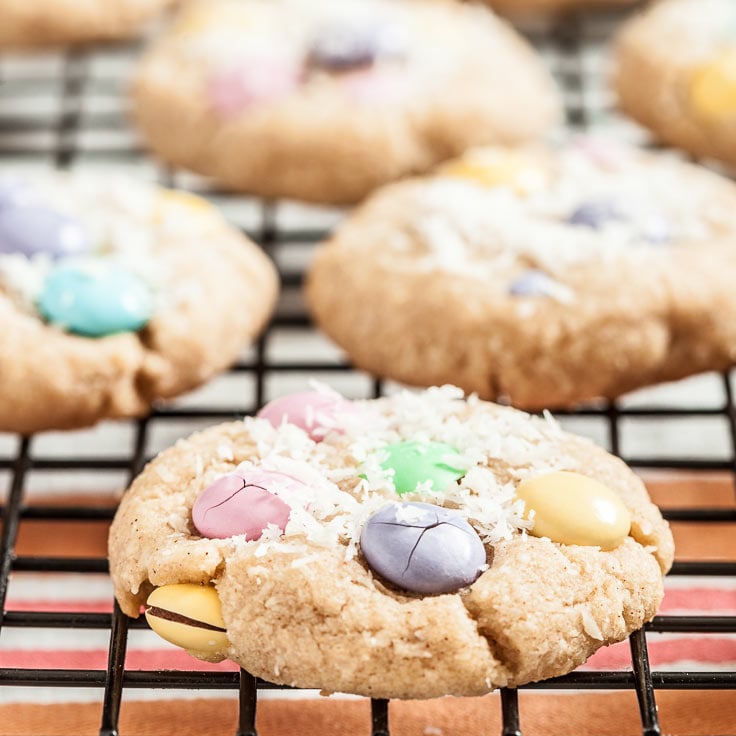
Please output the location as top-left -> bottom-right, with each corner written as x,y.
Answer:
568,198 -> 623,229
0,206 -> 89,258
0,177 -> 39,211
308,20 -> 403,72
508,269 -> 558,298
360,502 -> 487,595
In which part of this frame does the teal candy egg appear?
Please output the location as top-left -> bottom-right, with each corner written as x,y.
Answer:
379,440 -> 465,495
37,261 -> 153,338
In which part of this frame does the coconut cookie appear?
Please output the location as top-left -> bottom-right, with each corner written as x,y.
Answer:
615,0 -> 736,169
0,174 -> 277,434
131,0 -> 561,206
109,386 -> 673,698
307,140 -> 736,409
0,0 -> 175,48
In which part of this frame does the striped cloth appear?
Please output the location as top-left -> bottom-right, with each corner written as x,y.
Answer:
0,473 -> 734,734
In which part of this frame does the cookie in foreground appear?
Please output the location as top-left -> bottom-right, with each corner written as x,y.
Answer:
0,174 -> 277,433
307,139 -> 736,408
615,0 -> 736,169
131,0 -> 561,205
109,386 -> 673,698
0,0 -> 175,48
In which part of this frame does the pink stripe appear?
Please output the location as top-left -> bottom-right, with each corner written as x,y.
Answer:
660,588 -> 736,614
2,637 -> 735,673
7,600 -> 114,614
583,637 -> 736,670
0,649 -> 239,672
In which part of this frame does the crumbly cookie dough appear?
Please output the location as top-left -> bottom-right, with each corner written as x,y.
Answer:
306,141 -> 736,409
0,174 -> 277,433
109,387 -> 673,698
615,0 -> 736,169
0,0 -> 175,48
131,0 -> 561,205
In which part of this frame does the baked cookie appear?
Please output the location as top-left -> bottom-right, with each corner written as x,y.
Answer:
131,0 -> 562,205
109,386 -> 673,698
615,0 -> 736,169
0,0 -> 175,48
0,174 -> 277,434
307,140 -> 736,409
489,0 -> 637,15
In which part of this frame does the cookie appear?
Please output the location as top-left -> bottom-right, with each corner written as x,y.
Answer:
0,0 -> 175,48
131,0 -> 562,205
108,386 -> 673,698
0,174 -> 277,434
489,0 -> 637,15
306,140 -> 736,409
615,0 -> 736,169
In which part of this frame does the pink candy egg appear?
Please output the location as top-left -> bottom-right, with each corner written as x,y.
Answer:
208,57 -> 301,117
339,67 -> 407,104
192,467 -> 306,540
257,390 -> 357,441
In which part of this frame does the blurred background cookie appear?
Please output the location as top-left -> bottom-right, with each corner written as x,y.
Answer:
131,0 -> 562,205
307,140 -> 736,408
488,0 -> 638,16
615,0 -> 736,169
0,174 -> 277,433
0,0 -> 177,48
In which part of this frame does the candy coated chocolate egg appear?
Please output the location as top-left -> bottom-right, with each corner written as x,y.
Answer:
308,20 -> 402,72
209,57 -> 300,117
360,502 -> 486,594
509,269 -> 559,298
568,198 -> 622,229
0,206 -> 89,258
0,177 -> 39,211
379,440 -> 464,495
440,150 -> 547,194
257,390 -> 356,440
689,49 -> 736,122
37,261 -> 153,337
192,468 -> 302,540
145,584 -> 229,659
516,470 -> 631,549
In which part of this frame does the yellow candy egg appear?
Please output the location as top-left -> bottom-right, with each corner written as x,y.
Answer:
145,583 -> 229,660
689,48 -> 736,122
516,471 -> 631,550
173,5 -> 251,36
439,148 -> 549,194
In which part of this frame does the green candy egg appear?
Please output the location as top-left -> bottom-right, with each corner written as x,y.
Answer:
379,440 -> 465,495
37,260 -> 153,338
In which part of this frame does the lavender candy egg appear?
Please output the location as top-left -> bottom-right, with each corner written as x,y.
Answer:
360,502 -> 486,595
0,177 -> 39,211
308,19 -> 404,72
508,269 -> 559,298
568,198 -> 623,230
0,205 -> 89,259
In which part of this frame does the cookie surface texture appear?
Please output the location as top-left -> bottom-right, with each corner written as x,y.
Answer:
0,174 -> 277,433
306,141 -> 736,408
615,0 -> 736,168
0,0 -> 175,48
109,387 -> 674,698
131,0 -> 561,204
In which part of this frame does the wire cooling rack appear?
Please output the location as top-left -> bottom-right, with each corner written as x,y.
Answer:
1,5 -> 735,736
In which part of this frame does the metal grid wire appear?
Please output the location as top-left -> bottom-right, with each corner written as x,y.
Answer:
1,6 -> 735,736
